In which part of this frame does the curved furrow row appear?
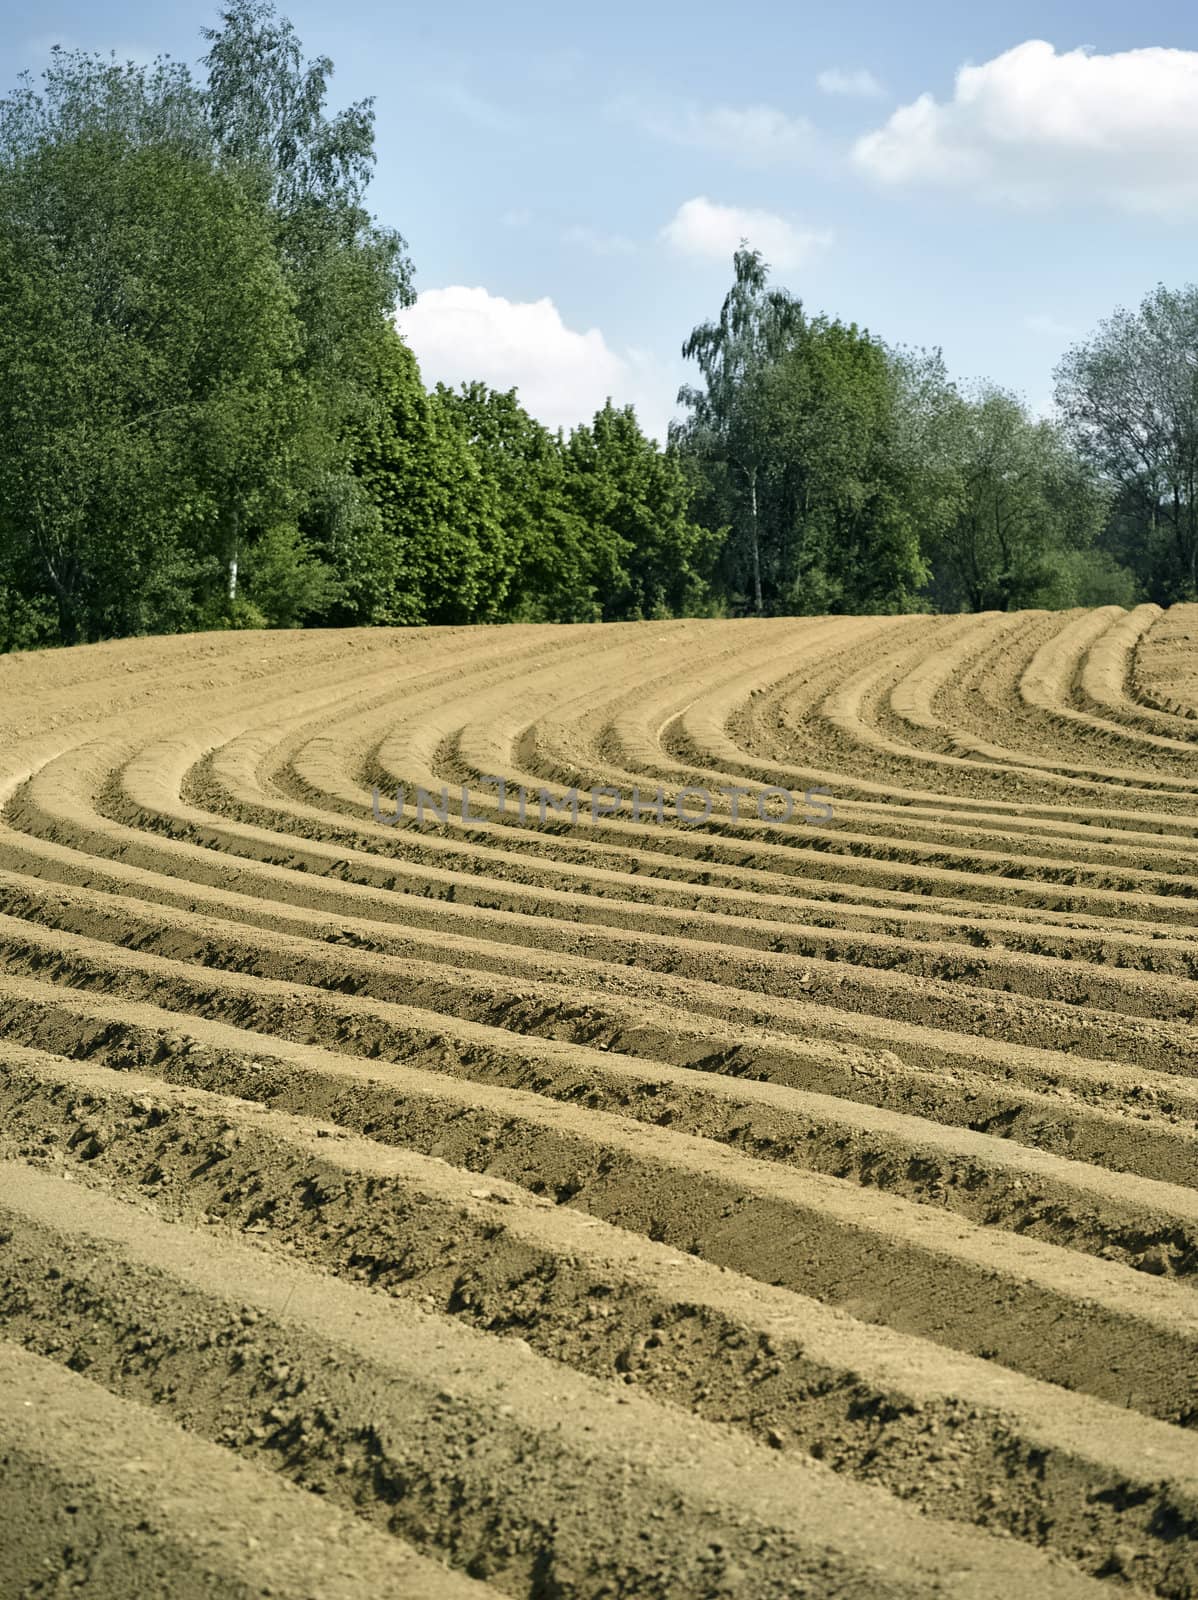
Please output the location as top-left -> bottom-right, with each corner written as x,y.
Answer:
1,610 -> 1197,1599
1131,605 -> 1198,721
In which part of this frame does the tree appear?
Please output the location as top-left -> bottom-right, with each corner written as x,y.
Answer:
564,402 -> 716,620
760,319 -> 929,613
673,246 -> 805,614
0,6 -> 416,648
1056,284 -> 1198,602
435,382 -> 604,621
346,328 -> 507,625
887,346 -> 966,570
0,53 -> 318,643
200,1 -> 415,607
929,387 -> 1115,612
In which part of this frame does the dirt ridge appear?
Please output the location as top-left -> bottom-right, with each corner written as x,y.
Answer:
2,608 -> 1198,1596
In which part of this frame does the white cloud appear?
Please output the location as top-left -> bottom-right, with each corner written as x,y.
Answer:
395,286 -> 676,441
661,196 -> 832,271
817,67 -> 885,99
854,40 -> 1198,213
610,93 -> 818,164
563,224 -> 638,257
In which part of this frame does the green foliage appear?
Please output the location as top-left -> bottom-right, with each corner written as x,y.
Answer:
198,593 -> 270,632
244,522 -> 339,627
672,246 -> 805,614
434,381 -> 592,621
201,2 -> 414,432
0,581 -> 57,653
0,10 -> 1179,649
197,521 -> 337,630
1032,548 -> 1142,610
674,256 -> 929,616
1056,284 -> 1198,602
563,402 -> 716,620
673,250 -> 1131,619
0,5 -> 419,650
424,385 -> 715,625
344,328 -> 507,625
760,318 -> 928,613
0,59 -> 316,643
199,0 -> 416,621
927,387 -> 1117,612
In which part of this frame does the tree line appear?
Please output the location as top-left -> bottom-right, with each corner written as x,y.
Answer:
0,3 -> 1193,653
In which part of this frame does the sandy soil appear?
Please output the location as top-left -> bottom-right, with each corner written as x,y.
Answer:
1,605 -> 1197,1597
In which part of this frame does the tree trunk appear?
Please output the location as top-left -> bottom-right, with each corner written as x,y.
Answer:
748,465 -> 763,616
39,543 -> 80,645
55,595 -> 80,648
227,508 -> 241,604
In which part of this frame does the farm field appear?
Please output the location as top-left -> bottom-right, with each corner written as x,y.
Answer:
1,602 -> 1198,1598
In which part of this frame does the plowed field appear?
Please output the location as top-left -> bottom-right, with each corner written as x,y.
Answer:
2,603 -> 1197,1598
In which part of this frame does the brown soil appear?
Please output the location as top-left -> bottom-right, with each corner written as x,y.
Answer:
1,607 -> 1197,1597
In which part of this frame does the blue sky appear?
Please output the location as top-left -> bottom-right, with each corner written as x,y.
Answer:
5,0 -> 1198,438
